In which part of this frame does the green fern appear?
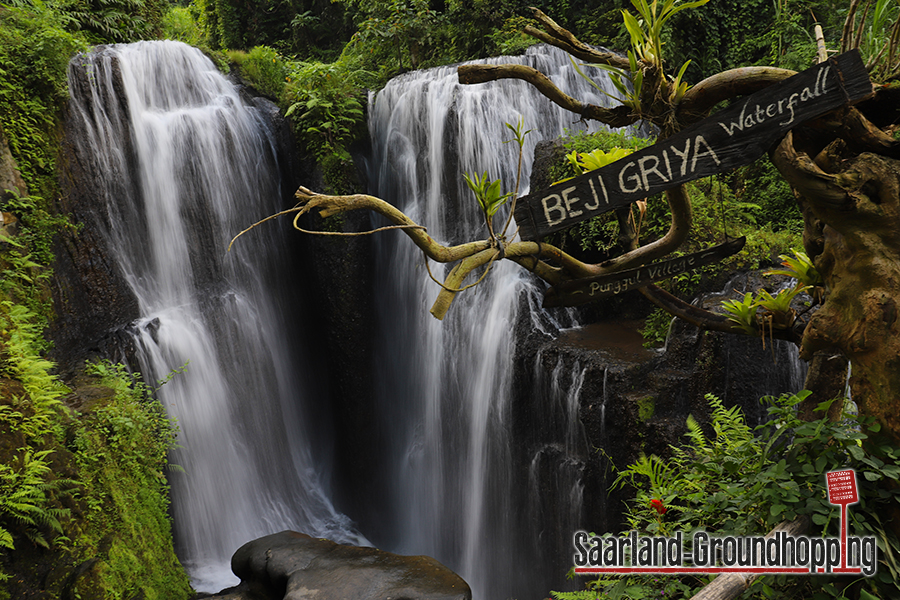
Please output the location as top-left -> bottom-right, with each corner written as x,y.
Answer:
0,449 -> 78,549
683,414 -> 709,452
707,393 -> 753,444
611,452 -> 675,496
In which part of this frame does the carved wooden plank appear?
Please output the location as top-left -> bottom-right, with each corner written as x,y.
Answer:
515,50 -> 873,240
542,237 -> 746,307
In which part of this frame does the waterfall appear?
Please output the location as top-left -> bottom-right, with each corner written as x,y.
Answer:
66,40 -> 361,592
526,351 -> 589,597
366,45 -> 633,600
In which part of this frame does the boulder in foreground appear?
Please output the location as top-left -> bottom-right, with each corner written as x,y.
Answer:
204,531 -> 472,600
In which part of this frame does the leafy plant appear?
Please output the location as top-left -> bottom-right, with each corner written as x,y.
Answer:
344,0 -> 443,70
721,291 -> 758,335
1,301 -> 69,419
161,5 -> 204,46
844,0 -> 900,81
283,57 -> 371,161
464,171 -> 510,241
556,146 -> 635,184
227,45 -> 288,100
638,308 -> 672,348
64,0 -> 167,43
754,284 -> 810,315
567,392 -> 900,599
764,248 -> 823,288
576,0 -> 711,111
0,449 -> 76,550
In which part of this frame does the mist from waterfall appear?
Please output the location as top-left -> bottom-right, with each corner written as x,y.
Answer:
66,40 -> 362,592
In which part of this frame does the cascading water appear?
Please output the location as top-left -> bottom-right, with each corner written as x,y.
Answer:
366,45 -> 635,600
66,40 -> 360,591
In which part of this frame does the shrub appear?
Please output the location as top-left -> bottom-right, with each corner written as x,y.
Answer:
559,392 -> 900,599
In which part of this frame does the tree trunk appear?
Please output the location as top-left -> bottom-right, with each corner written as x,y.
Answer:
773,133 -> 900,447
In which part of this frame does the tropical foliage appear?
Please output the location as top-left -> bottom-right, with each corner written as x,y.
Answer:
557,392 -> 900,599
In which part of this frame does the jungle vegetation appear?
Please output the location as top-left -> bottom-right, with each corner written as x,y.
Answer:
3,0 -> 900,598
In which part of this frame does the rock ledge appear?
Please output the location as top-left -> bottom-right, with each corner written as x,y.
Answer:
204,531 -> 471,600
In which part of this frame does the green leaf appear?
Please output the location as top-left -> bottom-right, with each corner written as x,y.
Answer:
848,444 -> 865,461
622,10 -> 645,48
882,465 -> 900,479
863,470 -> 882,481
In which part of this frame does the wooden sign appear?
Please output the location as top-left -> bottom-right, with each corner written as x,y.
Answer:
542,236 -> 746,307
514,50 -> 873,240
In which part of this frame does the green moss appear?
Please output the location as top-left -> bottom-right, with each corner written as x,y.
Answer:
227,45 -> 288,100
0,303 -> 192,599
636,395 -> 655,422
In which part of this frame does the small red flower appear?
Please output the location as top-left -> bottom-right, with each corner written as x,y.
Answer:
650,498 -> 667,515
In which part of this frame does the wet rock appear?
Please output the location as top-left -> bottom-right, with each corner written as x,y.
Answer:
210,531 -> 471,600
50,93 -> 142,373
515,273 -> 808,540
0,125 -> 28,201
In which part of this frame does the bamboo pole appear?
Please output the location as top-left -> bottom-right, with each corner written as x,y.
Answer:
815,24 -> 828,63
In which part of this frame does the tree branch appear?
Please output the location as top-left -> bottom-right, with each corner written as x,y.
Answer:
833,107 -> 900,157
690,517 -> 809,600
770,132 -> 857,211
430,248 -> 500,319
457,63 -> 637,128
638,285 -> 806,345
679,67 -> 796,121
595,185 -> 693,271
523,7 -> 631,70
294,187 -> 492,262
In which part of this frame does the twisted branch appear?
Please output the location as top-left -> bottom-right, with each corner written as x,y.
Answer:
457,63 -> 636,128
523,7 -> 631,70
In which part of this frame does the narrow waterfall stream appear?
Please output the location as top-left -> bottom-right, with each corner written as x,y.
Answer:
66,41 -> 361,592
366,45 -> 632,600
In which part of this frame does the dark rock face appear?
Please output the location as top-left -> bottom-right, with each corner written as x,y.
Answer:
513,275 -> 807,547
209,531 -> 471,600
529,138 -> 566,196
300,208 -> 382,536
50,74 -> 142,373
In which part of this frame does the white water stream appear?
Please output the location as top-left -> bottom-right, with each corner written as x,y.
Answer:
67,40 -> 362,591
366,45 -> 633,599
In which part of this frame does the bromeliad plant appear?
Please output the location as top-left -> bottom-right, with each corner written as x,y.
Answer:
721,248 -> 820,338
574,0 -> 710,116
563,146 -> 634,179
764,248 -> 822,287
